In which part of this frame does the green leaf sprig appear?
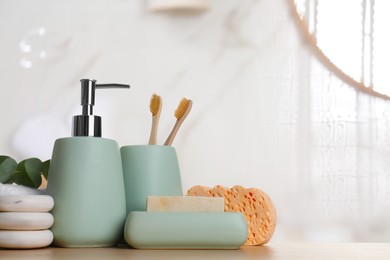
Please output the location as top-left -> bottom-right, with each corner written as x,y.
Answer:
0,155 -> 50,188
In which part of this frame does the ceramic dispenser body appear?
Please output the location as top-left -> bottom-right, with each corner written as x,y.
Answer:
46,79 -> 129,247
47,137 -> 125,247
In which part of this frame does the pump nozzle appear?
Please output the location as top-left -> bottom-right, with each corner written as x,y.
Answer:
72,79 -> 130,137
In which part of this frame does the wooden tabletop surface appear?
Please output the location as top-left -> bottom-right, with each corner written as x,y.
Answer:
1,243 -> 390,259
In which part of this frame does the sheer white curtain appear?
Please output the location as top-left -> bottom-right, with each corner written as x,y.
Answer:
263,0 -> 390,241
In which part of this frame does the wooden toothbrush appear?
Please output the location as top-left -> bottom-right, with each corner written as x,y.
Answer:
148,93 -> 162,145
164,97 -> 193,146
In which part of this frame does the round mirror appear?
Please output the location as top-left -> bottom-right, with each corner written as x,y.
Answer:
289,0 -> 390,99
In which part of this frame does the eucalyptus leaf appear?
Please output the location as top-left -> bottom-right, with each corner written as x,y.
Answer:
0,155 -> 17,183
4,174 -> 15,184
13,171 -> 36,187
42,160 -> 50,180
16,158 -> 42,188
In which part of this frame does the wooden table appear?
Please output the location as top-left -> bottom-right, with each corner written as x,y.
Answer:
1,243 -> 390,259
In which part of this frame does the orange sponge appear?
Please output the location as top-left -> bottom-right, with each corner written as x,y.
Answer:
186,185 -> 276,246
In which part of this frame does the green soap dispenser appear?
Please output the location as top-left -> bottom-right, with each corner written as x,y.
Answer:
46,79 -> 129,247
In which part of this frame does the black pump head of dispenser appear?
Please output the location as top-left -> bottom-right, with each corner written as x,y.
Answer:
72,79 -> 130,137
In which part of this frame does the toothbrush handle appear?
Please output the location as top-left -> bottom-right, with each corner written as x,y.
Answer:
148,115 -> 159,145
164,119 -> 183,146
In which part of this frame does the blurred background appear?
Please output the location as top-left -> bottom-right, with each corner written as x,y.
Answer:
1,0 -> 390,242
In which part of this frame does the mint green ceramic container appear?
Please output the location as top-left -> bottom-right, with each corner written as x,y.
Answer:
121,145 -> 183,214
46,137 -> 126,247
124,212 -> 248,249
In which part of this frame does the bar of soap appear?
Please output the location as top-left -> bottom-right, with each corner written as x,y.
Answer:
187,185 -> 276,246
0,195 -> 54,212
0,212 -> 54,230
124,212 -> 248,249
147,196 -> 224,212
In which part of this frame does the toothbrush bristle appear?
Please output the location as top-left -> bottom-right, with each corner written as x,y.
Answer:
175,98 -> 192,119
149,93 -> 161,116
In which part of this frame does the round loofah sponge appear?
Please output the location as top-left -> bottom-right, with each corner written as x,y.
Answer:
187,185 -> 276,246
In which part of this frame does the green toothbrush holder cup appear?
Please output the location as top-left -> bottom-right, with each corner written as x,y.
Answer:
121,145 -> 183,214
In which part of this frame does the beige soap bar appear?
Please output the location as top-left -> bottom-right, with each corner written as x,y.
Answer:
187,185 -> 276,246
147,196 -> 224,212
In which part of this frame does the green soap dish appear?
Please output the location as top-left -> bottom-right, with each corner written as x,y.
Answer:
124,212 -> 248,249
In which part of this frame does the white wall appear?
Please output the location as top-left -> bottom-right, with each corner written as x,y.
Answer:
1,0 -> 294,193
